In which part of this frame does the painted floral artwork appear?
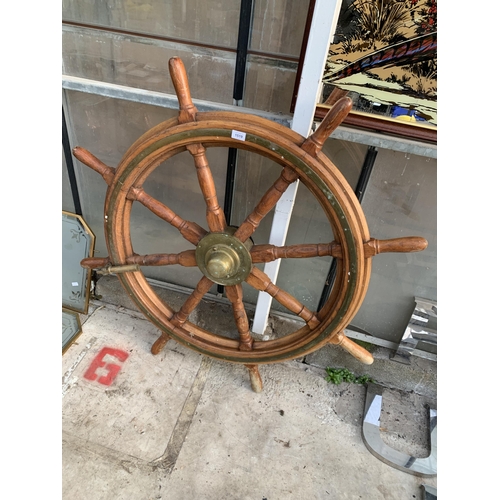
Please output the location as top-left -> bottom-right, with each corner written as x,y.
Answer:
321,0 -> 437,127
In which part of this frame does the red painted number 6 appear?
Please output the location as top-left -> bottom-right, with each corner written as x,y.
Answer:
83,347 -> 129,386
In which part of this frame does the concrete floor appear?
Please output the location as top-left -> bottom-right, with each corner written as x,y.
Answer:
62,285 -> 437,499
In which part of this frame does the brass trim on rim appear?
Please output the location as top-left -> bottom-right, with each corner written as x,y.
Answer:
104,113 -> 371,363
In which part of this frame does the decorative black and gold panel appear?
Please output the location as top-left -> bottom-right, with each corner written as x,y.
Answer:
322,0 -> 437,128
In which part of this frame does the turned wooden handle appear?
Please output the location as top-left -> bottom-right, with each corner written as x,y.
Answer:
330,331 -> 374,365
72,147 -> 115,186
168,57 -> 197,123
245,365 -> 263,393
323,87 -> 348,106
301,97 -> 352,157
81,257 -> 110,269
364,237 -> 428,257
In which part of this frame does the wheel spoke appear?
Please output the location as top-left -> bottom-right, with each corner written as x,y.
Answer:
225,284 -> 254,351
233,166 -> 298,243
329,331 -> 373,365
301,95 -> 352,158
245,364 -> 263,392
127,187 -> 207,245
126,250 -> 197,267
151,333 -> 171,355
169,57 -> 198,124
81,251 -> 196,269
186,143 -> 227,232
72,147 -> 116,186
250,242 -> 342,263
245,267 -> 320,329
363,237 -> 428,257
170,276 -> 214,327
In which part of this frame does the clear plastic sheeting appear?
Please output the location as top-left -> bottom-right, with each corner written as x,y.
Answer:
243,56 -> 298,114
62,26 -> 236,104
62,0 -> 241,49
64,90 -> 176,263
250,0 -> 310,57
351,150 -> 437,342
321,138 -> 368,191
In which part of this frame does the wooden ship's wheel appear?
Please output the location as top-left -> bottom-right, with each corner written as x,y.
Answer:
75,57 -> 427,392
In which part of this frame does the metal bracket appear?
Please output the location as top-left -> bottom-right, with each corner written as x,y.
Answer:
391,297 -> 437,364
362,383 -> 437,477
96,264 -> 140,275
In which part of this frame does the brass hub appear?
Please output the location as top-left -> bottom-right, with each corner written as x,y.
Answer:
195,227 -> 252,286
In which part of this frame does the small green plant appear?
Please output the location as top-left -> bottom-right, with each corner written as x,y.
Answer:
325,367 -> 375,385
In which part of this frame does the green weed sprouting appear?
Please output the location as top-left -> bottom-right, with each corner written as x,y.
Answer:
325,367 -> 375,385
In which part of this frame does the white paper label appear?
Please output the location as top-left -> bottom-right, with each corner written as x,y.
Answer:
72,282 -> 79,287
231,130 -> 246,141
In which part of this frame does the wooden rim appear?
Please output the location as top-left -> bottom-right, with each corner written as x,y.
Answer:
103,112 -> 372,364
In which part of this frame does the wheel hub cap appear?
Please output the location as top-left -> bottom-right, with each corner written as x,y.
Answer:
196,228 -> 252,286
